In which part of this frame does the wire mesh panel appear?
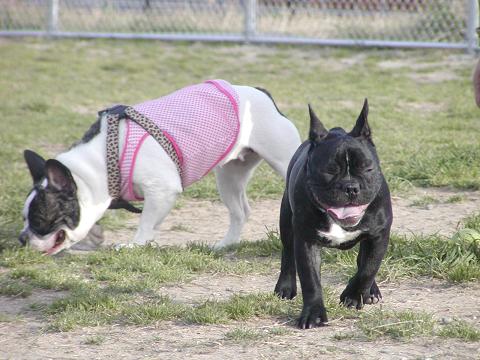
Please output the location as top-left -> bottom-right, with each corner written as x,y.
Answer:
0,0 -> 246,34
257,0 -> 469,43
0,0 -> 477,51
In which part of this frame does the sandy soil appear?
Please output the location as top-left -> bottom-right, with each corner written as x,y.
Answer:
1,187 -> 480,359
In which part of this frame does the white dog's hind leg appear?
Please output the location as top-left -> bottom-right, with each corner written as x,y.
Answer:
213,151 -> 262,249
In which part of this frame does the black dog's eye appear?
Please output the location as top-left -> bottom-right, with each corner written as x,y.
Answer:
366,168 -> 373,172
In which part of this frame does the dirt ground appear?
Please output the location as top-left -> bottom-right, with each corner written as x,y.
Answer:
1,187 -> 480,359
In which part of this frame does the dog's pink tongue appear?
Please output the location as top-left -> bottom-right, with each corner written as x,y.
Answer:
327,204 -> 369,220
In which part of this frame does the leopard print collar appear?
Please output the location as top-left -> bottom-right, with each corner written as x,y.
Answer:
105,106 -> 182,204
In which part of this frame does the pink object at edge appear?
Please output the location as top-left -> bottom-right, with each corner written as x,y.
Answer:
119,79 -> 240,201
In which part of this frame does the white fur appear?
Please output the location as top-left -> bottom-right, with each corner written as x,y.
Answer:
24,85 -> 301,252
318,223 -> 362,247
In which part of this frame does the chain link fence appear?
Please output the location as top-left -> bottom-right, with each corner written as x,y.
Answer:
0,0 -> 478,52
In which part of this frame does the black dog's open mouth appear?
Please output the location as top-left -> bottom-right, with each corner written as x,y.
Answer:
45,230 -> 66,255
327,204 -> 369,227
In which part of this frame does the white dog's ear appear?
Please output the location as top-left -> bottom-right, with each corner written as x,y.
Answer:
24,150 -> 46,184
349,98 -> 371,139
45,159 -> 77,193
308,104 -> 328,142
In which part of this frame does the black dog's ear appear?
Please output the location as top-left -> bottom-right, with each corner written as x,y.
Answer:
349,99 -> 371,139
45,159 -> 76,193
308,104 -> 328,142
24,150 -> 46,184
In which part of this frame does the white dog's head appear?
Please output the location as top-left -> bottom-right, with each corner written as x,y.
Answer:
19,150 -> 91,255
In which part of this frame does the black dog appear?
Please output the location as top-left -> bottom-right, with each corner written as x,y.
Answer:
274,100 -> 392,329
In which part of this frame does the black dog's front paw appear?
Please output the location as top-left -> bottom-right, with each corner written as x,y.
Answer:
340,281 -> 382,309
298,303 -> 328,329
366,280 -> 382,304
274,278 -> 297,300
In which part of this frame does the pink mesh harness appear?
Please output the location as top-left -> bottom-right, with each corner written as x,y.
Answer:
119,79 -> 240,201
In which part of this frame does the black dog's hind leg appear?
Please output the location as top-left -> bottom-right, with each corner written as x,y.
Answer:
274,191 -> 297,299
340,232 -> 389,309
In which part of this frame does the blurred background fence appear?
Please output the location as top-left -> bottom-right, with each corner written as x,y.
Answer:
0,0 -> 478,52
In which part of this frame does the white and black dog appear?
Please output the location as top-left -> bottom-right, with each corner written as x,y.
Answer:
19,80 -> 301,255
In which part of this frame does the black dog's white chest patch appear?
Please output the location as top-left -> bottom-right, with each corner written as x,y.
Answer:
317,223 -> 362,247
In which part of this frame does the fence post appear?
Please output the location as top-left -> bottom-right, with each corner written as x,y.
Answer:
466,0 -> 478,54
47,0 -> 59,35
244,0 -> 256,42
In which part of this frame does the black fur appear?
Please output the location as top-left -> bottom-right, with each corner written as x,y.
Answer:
274,100 -> 392,329
80,119 -> 102,144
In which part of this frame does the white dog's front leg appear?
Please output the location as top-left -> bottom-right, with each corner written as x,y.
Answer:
132,191 -> 178,246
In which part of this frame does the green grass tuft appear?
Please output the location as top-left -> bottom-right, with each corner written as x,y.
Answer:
438,320 -> 480,342
185,300 -> 229,325
409,195 -> 439,207
462,213 -> 480,231
445,195 -> 465,204
223,229 -> 282,258
82,335 -> 106,345
321,232 -> 480,283
224,327 -> 266,342
0,277 -> 33,297
358,309 -> 435,339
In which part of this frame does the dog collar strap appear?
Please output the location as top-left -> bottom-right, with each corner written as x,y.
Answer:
105,106 -> 182,201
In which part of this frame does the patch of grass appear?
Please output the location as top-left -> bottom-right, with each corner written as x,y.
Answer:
223,229 -> 282,258
224,327 -> 267,342
332,331 -> 356,341
267,326 -> 292,336
82,335 -> 106,345
0,313 -> 15,322
389,144 -> 480,190
382,233 -> 480,282
410,195 -> 439,207
169,224 -> 193,232
0,244 -> 278,331
358,309 -> 435,340
185,300 -> 229,325
438,320 -> 480,342
48,288 -> 186,331
0,247 -> 53,268
185,288 -> 355,325
8,265 -> 85,291
1,243 -> 272,290
0,277 -> 33,297
445,194 -> 465,204
462,213 -> 480,231
245,231 -> 480,283
21,101 -> 49,114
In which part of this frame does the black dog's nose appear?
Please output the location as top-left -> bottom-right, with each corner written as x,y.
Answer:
18,231 -> 28,246
344,183 -> 360,198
